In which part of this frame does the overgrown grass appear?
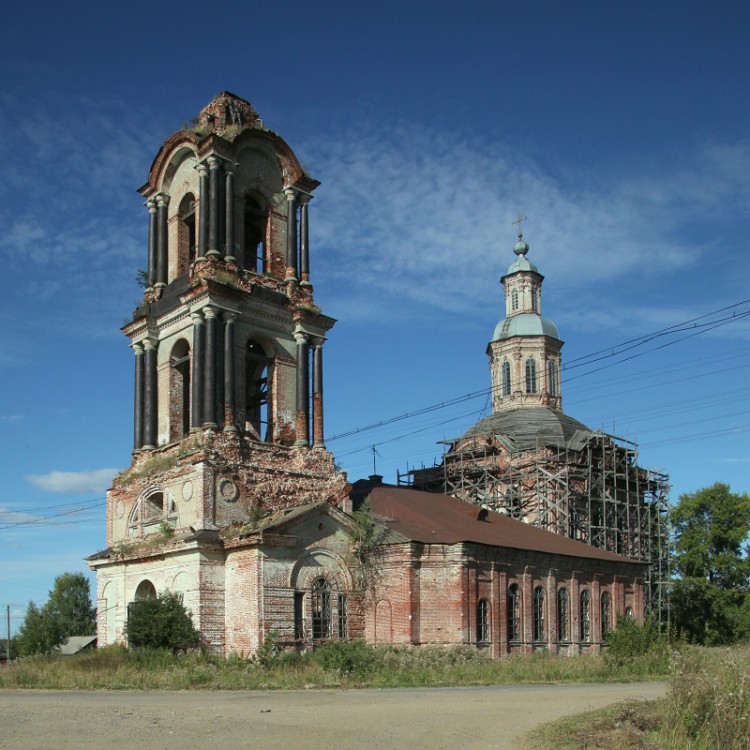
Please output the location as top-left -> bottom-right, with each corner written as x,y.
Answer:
524,644 -> 750,750
0,641 -> 669,691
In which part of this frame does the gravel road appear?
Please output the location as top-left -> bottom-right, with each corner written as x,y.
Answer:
1,682 -> 667,750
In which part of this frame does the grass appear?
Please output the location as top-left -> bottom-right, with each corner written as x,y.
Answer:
524,644 -> 750,750
0,641 -> 669,691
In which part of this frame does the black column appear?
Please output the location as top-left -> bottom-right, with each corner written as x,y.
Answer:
208,157 -> 221,258
299,196 -> 310,283
156,194 -> 169,286
133,343 -> 144,451
203,306 -> 218,427
284,188 -> 298,280
147,200 -> 157,288
223,313 -> 237,432
295,333 -> 310,446
225,167 -> 235,262
190,312 -> 204,431
143,339 -> 158,449
197,163 -> 209,260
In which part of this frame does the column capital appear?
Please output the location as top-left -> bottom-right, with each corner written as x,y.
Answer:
309,335 -> 326,349
207,155 -> 222,169
146,198 -> 157,214
223,311 -> 238,323
191,311 -> 205,324
197,162 -> 209,178
203,305 -> 218,320
142,337 -> 158,351
283,186 -> 298,202
297,192 -> 312,205
294,331 -> 309,345
132,341 -> 145,354
155,193 -> 170,207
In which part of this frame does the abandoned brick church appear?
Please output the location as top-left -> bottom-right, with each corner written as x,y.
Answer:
88,92 -> 656,657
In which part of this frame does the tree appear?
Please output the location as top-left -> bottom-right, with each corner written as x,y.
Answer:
16,572 -> 95,655
670,483 -> 750,645
125,591 -> 201,652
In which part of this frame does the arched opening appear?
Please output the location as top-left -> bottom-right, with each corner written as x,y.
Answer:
311,577 -> 332,640
580,590 -> 591,642
531,288 -> 539,312
246,340 -> 272,442
169,339 -> 191,441
134,580 -> 156,601
476,598 -> 490,643
502,360 -> 511,396
508,583 -> 521,642
601,591 -> 611,641
525,358 -> 537,394
547,359 -> 557,397
177,193 -> 197,274
533,586 -> 545,641
244,195 -> 267,273
511,289 -> 519,311
557,588 -> 569,642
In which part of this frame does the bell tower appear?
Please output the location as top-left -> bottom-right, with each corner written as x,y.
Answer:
90,93 -> 347,649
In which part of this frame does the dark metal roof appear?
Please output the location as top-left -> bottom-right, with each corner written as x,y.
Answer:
463,407 -> 593,451
367,485 -> 644,565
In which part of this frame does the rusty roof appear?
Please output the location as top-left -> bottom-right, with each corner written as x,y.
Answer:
366,485 -> 644,565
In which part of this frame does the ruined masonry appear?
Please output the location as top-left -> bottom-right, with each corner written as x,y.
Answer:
89,92 -> 652,657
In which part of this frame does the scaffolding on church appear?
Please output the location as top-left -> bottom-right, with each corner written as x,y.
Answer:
398,431 -> 670,626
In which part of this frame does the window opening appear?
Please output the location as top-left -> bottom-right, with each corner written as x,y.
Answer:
244,196 -> 267,273
477,598 -> 490,643
511,289 -> 519,311
338,593 -> 348,640
580,590 -> 591,642
178,194 -> 197,274
531,288 -> 538,312
547,359 -> 557,397
533,587 -> 545,641
170,339 -> 191,440
525,358 -> 537,394
557,588 -> 569,641
311,578 -> 332,640
508,584 -> 521,642
502,361 -> 511,396
601,592 -> 611,641
294,591 -> 305,640
246,341 -> 271,441
624,606 -> 633,620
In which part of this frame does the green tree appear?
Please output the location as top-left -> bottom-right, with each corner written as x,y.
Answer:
671,483 -> 750,644
16,572 -> 95,655
125,591 -> 200,652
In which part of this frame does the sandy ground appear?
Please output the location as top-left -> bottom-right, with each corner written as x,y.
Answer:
1,682 -> 667,750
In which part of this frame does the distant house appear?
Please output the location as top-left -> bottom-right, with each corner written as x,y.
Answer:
54,635 -> 97,656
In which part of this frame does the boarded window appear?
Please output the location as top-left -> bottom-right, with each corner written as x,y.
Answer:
533,587 -> 545,641
557,588 -> 569,641
508,584 -> 521,642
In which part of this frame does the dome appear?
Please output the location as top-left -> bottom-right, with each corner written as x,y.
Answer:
462,407 -> 592,451
504,255 -> 540,276
492,313 -> 561,342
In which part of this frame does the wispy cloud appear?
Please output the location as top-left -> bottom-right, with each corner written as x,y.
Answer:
0,506 -> 43,524
26,468 -> 120,494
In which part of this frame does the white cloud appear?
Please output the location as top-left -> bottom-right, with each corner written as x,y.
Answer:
26,468 -> 120,494
0,506 -> 42,524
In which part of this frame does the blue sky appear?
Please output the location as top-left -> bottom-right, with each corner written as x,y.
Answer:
1,0 -> 749,635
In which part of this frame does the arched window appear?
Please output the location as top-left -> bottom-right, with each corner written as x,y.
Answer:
601,592 -> 611,641
246,340 -> 271,442
531,288 -> 538,312
533,587 -> 545,641
311,577 -> 332,640
508,584 -> 521,642
169,339 -> 191,441
476,598 -> 490,643
338,593 -> 348,640
580,590 -> 591,642
177,193 -> 196,275
525,358 -> 537,394
511,289 -> 519,311
547,359 -> 557,397
502,361 -> 511,396
557,588 -> 569,641
624,606 -> 633,620
134,580 -> 156,601
244,195 -> 267,273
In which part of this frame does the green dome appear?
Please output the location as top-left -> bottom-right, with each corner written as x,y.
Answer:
492,313 -> 560,342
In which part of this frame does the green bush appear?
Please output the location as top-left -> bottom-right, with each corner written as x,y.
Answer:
604,616 -> 671,673
125,592 -> 201,653
312,639 -> 377,675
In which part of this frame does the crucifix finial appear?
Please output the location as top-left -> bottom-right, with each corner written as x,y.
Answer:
512,213 -> 528,239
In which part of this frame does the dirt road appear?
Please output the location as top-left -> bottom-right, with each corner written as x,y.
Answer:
1,682 -> 667,750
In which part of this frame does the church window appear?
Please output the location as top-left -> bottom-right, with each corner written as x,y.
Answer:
525,358 -> 537,394
625,606 -> 633,620
244,195 -> 267,273
246,340 -> 271,442
580,590 -> 591,642
601,592 -> 611,641
294,591 -> 305,640
134,579 -> 156,601
311,577 -> 332,640
547,360 -> 557,397
338,593 -> 348,639
169,339 -> 191,441
177,193 -> 196,275
508,584 -> 521,642
511,289 -> 519,311
557,588 -> 569,641
502,361 -> 511,396
531,288 -> 538,312
476,598 -> 490,643
533,587 -> 546,641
